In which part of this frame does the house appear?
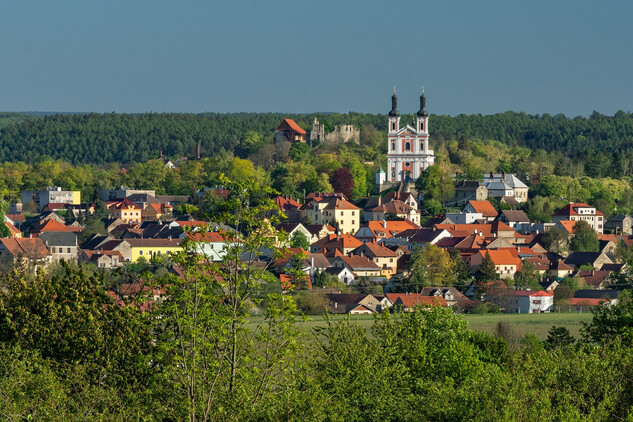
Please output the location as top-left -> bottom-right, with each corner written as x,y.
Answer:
125,238 -> 183,262
275,119 -> 306,144
564,251 -> 613,270
21,187 -> 81,212
184,231 -> 227,262
419,287 -> 472,308
504,290 -> 553,313
325,293 -> 385,313
553,202 -> 604,234
305,224 -> 336,243
605,215 -> 633,235
482,173 -> 529,203
97,239 -> 133,262
355,220 -> 420,243
548,260 -> 575,279
575,269 -> 612,289
273,195 -> 302,222
0,238 -> 52,270
300,194 -> 360,235
559,297 -> 611,313
385,293 -> 447,312
468,249 -> 521,278
461,200 -> 498,222
369,200 -> 421,225
310,234 -> 363,254
99,186 -> 156,202
142,203 -> 173,221
496,210 -> 531,234
352,240 -> 399,278
452,180 -> 488,207
106,198 -> 142,223
384,191 -> 419,210
329,253 -> 382,280
324,266 -> 355,285
78,250 -> 124,268
275,222 -> 312,248
573,289 -> 619,306
39,231 -> 78,262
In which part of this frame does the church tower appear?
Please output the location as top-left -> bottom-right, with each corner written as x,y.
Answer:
386,88 -> 435,183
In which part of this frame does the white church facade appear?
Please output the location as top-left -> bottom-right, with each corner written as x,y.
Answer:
386,90 -> 435,183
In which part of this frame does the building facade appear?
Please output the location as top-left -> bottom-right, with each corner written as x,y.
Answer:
386,90 -> 435,183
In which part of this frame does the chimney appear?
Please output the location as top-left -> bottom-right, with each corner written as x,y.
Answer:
383,220 -> 387,229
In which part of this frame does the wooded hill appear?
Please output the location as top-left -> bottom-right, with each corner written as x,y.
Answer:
0,110 -> 632,167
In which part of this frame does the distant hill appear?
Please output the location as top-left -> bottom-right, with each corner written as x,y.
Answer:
0,112 -> 36,130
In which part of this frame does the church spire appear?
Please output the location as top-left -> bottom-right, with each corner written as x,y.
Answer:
389,87 -> 400,117
417,87 -> 428,117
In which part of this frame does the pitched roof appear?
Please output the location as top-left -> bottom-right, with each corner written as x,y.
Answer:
557,220 -> 577,234
38,231 -> 78,247
567,298 -> 610,306
499,210 -> 530,222
334,255 -> 380,271
312,234 -> 363,250
0,238 -> 51,259
274,195 -> 302,211
564,251 -> 605,268
386,293 -> 447,308
275,118 -> 306,134
31,218 -> 75,234
505,290 -> 552,297
353,240 -> 398,258
125,238 -> 182,248
372,200 -> 415,214
465,200 -> 498,217
554,202 -> 604,217
476,249 -> 521,266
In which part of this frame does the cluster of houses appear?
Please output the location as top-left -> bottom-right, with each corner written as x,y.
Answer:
2,180 -> 630,315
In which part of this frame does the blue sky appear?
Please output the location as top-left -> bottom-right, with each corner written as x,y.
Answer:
1,0 -> 632,116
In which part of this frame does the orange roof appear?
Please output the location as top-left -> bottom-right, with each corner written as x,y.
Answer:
276,118 -> 306,134
567,298 -> 609,306
185,231 -> 226,243
557,220 -> 576,234
477,249 -> 521,266
506,290 -> 553,297
31,219 -> 75,234
0,238 -> 51,259
365,220 -> 419,236
435,224 -> 494,237
312,234 -> 363,250
274,195 -> 301,211
280,273 -> 312,290
466,200 -> 498,218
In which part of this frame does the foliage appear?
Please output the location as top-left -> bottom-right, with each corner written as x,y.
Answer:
582,292 -> 633,344
544,326 -> 576,350
407,244 -> 457,290
569,220 -> 600,252
475,251 -> 498,283
0,261 -> 154,387
330,167 -> 355,199
415,164 -> 454,204
289,230 -> 310,249
513,259 -> 541,290
154,176 -> 302,420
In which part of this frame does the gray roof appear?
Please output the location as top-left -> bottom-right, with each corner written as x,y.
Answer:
39,231 -> 78,247
499,210 -> 530,222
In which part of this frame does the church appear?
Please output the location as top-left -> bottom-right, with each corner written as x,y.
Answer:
386,89 -> 435,183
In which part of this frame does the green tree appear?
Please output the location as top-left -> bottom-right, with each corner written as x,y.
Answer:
415,165 -> 454,204
570,220 -> 600,252
155,176 -> 301,421
513,259 -> 541,290
0,204 -> 11,238
544,326 -> 575,351
408,244 -> 456,290
289,230 -> 310,249
582,292 -> 633,344
475,251 -> 498,284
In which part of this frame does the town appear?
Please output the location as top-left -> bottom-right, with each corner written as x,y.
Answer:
1,92 -> 628,319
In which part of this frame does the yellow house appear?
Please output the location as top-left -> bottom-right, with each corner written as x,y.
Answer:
125,238 -> 182,262
107,198 -> 143,223
299,194 -> 360,235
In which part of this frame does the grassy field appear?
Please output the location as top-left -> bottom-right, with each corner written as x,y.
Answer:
249,312 -> 594,341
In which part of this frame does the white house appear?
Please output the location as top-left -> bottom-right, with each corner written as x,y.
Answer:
504,290 -> 553,314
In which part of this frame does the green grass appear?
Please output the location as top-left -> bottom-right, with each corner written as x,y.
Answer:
249,312 -> 594,341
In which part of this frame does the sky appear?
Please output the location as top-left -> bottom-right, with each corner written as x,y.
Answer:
1,0 -> 632,117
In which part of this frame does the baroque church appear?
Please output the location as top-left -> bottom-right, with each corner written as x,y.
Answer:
385,89 -> 435,183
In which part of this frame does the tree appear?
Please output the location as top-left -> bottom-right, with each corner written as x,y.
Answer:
582,292 -> 633,344
544,326 -> 575,351
155,176 -> 301,420
475,251 -> 499,284
0,262 -> 154,387
0,204 -> 11,238
288,142 -> 310,162
570,220 -> 600,252
415,165 -> 454,204
330,167 -> 355,199
513,259 -> 541,290
408,244 -> 456,290
289,230 -> 309,250
541,226 -> 570,254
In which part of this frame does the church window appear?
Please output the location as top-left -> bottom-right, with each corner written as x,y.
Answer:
420,141 -> 424,150
420,122 -> 424,131
391,122 -> 395,130
391,142 -> 395,151
405,142 -> 411,151
405,162 -> 410,167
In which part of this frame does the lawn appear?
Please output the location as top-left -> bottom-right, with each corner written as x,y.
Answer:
250,312 -> 594,341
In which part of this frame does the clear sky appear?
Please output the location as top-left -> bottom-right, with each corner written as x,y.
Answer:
1,0 -> 632,116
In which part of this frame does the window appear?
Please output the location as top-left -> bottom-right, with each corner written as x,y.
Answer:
405,142 -> 411,151
51,247 -> 56,253
391,122 -> 395,130
391,142 -> 395,151
67,248 -> 71,254
420,142 -> 424,150
139,251 -> 143,255
405,162 -> 410,167
352,220 -> 355,224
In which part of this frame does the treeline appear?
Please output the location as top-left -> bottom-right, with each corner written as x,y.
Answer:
1,110 -> 633,170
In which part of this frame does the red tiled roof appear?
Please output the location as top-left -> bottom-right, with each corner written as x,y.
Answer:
386,293 -> 448,308
276,118 -> 306,134
31,219 -> 75,234
506,290 -> 553,297
0,238 -> 51,259
567,298 -> 609,306
554,203 -> 604,217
